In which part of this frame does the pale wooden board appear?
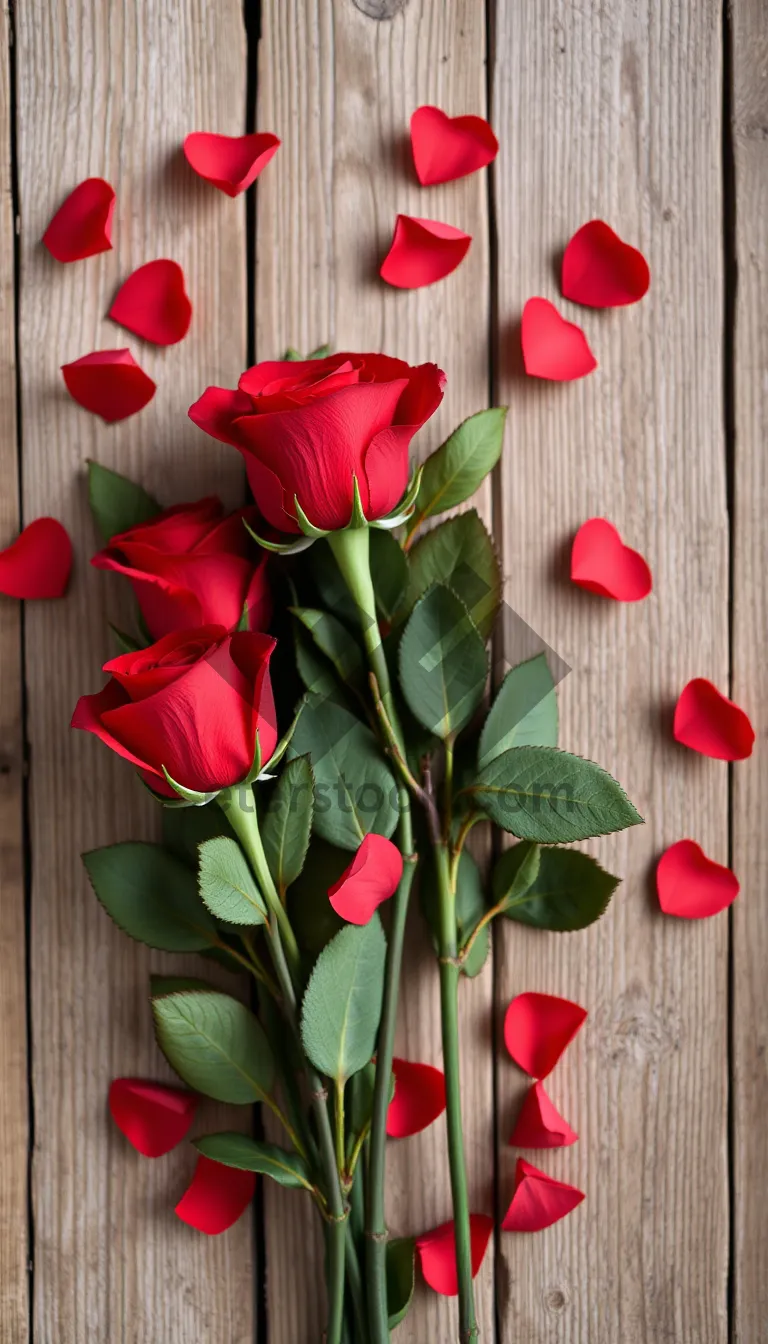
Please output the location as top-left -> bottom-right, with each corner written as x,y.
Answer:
0,3 -> 28,1341
731,2 -> 768,1339
256,1 -> 494,1338
493,5 -> 729,1342
16,3 -> 255,1340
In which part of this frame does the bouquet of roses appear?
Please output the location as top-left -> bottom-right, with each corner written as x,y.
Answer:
74,348 -> 642,1342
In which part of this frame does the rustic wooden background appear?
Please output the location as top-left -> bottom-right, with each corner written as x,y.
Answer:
0,1 -> 764,1341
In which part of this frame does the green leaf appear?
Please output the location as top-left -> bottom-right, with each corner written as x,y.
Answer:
162,802 -> 235,870
455,849 -> 490,978
198,836 -> 267,926
289,694 -> 399,850
300,917 -> 387,1084
308,539 -> 359,626
262,755 -> 314,896
291,607 -> 364,687
411,408 -> 507,529
284,347 -> 303,361
398,584 -> 487,739
87,460 -> 161,543
288,838 -> 348,959
109,623 -> 143,655
152,990 -> 275,1103
387,1237 -> 416,1329
472,746 -> 644,842
283,343 -> 332,361
490,840 -> 541,913
194,1133 -> 314,1190
307,343 -> 331,359
369,528 -> 408,623
402,509 -> 500,639
496,844 -> 619,931
150,974 -> 215,998
479,654 -> 558,769
83,842 -> 219,951
294,625 -> 341,699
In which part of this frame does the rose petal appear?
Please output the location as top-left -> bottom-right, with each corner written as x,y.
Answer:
0,517 -> 72,598
175,1154 -> 256,1234
562,220 -> 650,309
509,1081 -> 577,1149
657,839 -> 739,919
673,678 -> 754,761
387,1058 -> 446,1139
42,177 -> 115,263
109,260 -> 192,346
328,833 -> 404,925
502,1157 -> 584,1232
380,215 -> 471,290
183,131 -> 280,197
410,105 -> 498,185
415,1215 -> 493,1296
521,298 -> 597,381
61,349 -> 156,422
503,991 -> 587,1079
571,518 -> 652,601
109,1078 -> 197,1157
188,386 -> 253,446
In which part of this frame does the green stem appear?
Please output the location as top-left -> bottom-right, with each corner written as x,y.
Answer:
221,786 -> 302,974
335,1079 -> 346,1183
324,1219 -> 346,1344
345,1223 -> 370,1344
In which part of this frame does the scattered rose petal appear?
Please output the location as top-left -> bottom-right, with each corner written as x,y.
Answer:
502,1157 -> 584,1232
387,1058 -> 446,1139
504,991 -> 587,1079
410,105 -> 498,185
571,518 -> 652,601
183,132 -> 280,197
562,220 -> 650,308
61,349 -> 156,422
673,678 -> 754,761
509,1081 -> 577,1149
380,215 -> 471,289
109,260 -> 192,346
521,298 -> 597,381
42,178 -> 115,263
0,517 -> 72,599
328,833 -> 404,925
656,839 -> 739,919
109,1078 -> 197,1158
175,1155 -> 256,1235
416,1215 -> 493,1296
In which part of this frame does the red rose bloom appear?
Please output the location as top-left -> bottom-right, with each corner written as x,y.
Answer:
91,497 -> 271,639
72,626 -> 277,797
188,353 -> 445,534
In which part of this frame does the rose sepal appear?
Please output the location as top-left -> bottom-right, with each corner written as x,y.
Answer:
242,515 -> 315,556
294,496 -> 332,539
370,464 -> 423,530
161,767 -> 221,808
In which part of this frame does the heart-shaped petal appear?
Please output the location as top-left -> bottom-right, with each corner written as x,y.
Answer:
61,349 -> 156,422
521,298 -> 597,381
42,177 -> 115,263
109,1078 -> 197,1157
509,1081 -> 578,1149
562,220 -> 650,308
183,132 -> 280,197
571,518 -> 652,601
656,839 -> 739,919
328,833 -> 404,925
410,105 -> 498,185
0,518 -> 72,599
380,215 -> 471,289
387,1057 -> 446,1138
502,1157 -> 584,1232
416,1214 -> 493,1296
109,260 -> 192,346
673,678 -> 754,760
175,1154 -> 256,1234
504,991 -> 587,1079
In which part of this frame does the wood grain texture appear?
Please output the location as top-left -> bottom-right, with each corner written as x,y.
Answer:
731,2 -> 768,1339
16,3 -> 254,1340
493,4 -> 729,1342
256,1 -> 494,1338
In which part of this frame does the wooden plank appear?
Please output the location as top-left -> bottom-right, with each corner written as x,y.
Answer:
256,1 -> 493,1338
493,5 -> 729,1342
16,3 -> 255,1340
731,2 -> 768,1339
0,2 -> 29,1339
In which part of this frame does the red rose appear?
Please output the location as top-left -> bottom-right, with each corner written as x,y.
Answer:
72,626 -> 277,797
188,353 -> 445,534
91,496 -> 271,640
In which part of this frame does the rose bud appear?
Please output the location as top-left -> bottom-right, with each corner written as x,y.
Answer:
72,626 -> 277,798
91,496 -> 271,640
188,353 -> 445,535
